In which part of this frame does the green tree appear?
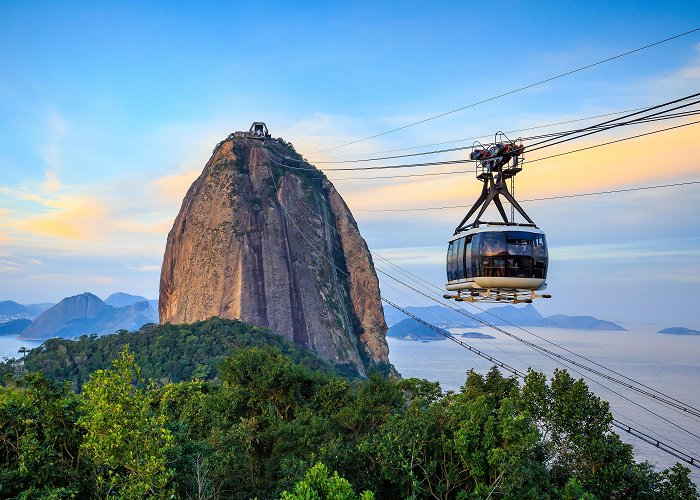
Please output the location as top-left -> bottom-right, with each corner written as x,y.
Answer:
281,462 -> 374,500
0,373 -> 89,498
78,347 -> 173,498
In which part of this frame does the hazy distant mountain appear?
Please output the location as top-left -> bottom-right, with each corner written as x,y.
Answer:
477,304 -> 545,326
0,319 -> 32,335
544,315 -> 625,331
658,327 -> 700,336
461,331 -> 496,339
20,292 -> 157,340
382,304 -> 408,327
105,292 -> 149,307
383,303 -> 624,331
0,301 -> 26,315
387,318 -> 447,341
383,304 -> 480,328
0,301 -> 54,322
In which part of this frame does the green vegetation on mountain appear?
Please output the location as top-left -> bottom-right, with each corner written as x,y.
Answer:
0,317 -> 351,389
1,317 -> 697,498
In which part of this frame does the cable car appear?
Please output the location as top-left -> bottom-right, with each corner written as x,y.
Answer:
444,134 -> 551,303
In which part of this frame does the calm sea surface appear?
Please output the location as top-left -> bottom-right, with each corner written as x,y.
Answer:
0,335 -> 42,361
388,324 -> 700,485
1,327 -> 698,484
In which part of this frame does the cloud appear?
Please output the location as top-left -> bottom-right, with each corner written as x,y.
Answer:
127,264 -> 161,272
551,240 -> 700,261
643,42 -> 700,96
29,273 -> 115,284
373,245 -> 445,265
15,192 -> 107,240
41,171 -> 61,192
39,108 -> 68,172
151,169 -> 200,205
0,259 -> 22,273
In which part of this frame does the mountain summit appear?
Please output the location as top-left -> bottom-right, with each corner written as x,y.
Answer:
159,132 -> 391,375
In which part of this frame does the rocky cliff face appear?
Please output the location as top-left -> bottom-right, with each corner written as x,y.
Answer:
159,136 -> 391,376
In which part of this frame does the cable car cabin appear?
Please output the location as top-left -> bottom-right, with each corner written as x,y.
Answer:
446,225 -> 548,302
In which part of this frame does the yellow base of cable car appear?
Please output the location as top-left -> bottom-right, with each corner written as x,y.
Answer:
444,279 -> 550,304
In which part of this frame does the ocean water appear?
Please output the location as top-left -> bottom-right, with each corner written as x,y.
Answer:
388,324 -> 700,484
0,334 -> 42,361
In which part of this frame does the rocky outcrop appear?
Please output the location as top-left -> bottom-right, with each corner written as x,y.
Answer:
159,136 -> 391,376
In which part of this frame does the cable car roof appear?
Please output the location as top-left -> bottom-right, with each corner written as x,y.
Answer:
447,223 -> 544,243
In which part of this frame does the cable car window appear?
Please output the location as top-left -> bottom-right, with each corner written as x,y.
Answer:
471,233 -> 482,277
533,235 -> 548,279
455,237 -> 465,280
465,235 -> 473,279
482,233 -> 506,256
506,234 -> 532,277
481,233 -> 506,277
446,241 -> 455,281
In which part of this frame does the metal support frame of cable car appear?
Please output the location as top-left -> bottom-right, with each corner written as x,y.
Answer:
446,287 -> 551,304
454,159 -> 534,234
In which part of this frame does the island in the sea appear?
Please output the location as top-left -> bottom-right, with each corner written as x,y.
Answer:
387,318 -> 447,341
657,326 -> 700,336
461,331 -> 496,339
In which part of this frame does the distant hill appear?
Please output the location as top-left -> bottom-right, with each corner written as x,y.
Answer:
461,331 -> 496,339
0,301 -> 53,322
0,301 -> 26,315
544,315 -> 625,331
383,304 -> 480,328
384,303 -> 625,331
387,318 -> 447,341
104,292 -> 149,307
20,292 -> 157,340
658,327 -> 700,336
0,317 -> 351,389
477,304 -> 545,326
0,319 -> 32,335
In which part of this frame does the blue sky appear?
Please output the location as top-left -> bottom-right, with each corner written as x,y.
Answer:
1,1 -> 700,326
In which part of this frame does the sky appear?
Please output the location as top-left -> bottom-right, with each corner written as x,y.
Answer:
1,1 -> 700,326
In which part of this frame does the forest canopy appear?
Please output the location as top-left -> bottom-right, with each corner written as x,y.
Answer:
0,318 -> 697,498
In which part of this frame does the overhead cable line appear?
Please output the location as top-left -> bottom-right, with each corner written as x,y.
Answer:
310,27 -> 700,154
264,144 -> 700,466
305,107 -> 650,160
369,247 -> 700,426
377,267 -> 700,424
276,100 -> 700,165
314,105 -> 700,165
521,94 -> 700,154
525,118 -> 700,164
372,262 -> 700,455
262,142 -> 700,465
325,116 -> 700,177
351,181 -> 700,212
328,169 -> 475,181
268,108 -> 700,174
265,140 -> 700,421
384,298 -> 700,468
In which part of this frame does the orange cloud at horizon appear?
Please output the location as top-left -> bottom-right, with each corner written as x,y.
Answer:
151,168 -> 201,205
17,194 -> 107,241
